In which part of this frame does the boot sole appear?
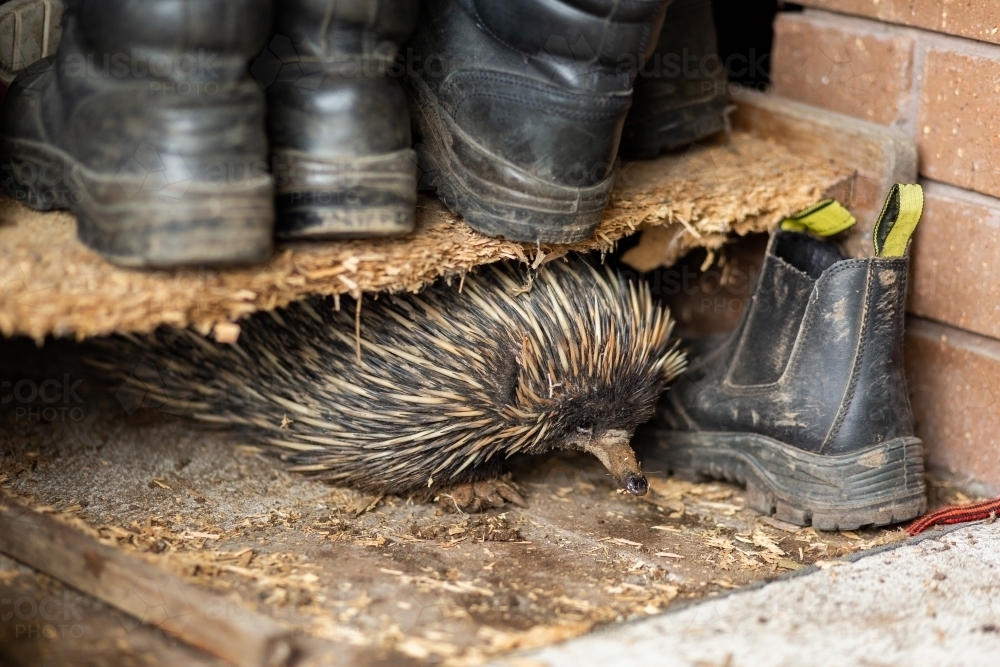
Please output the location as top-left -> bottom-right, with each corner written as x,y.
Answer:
0,136 -> 274,267
620,95 -> 729,159
405,73 -> 613,244
273,147 -> 417,240
638,430 -> 926,530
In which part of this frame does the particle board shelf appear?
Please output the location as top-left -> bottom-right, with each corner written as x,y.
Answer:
0,90 -> 914,342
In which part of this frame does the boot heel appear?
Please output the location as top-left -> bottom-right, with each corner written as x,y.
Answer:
274,148 -> 417,239
620,96 -> 730,158
407,73 -> 614,244
2,138 -> 275,267
73,175 -> 274,268
745,482 -> 776,516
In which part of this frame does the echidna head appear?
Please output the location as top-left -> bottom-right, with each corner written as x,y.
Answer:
566,428 -> 650,495
482,261 -> 687,496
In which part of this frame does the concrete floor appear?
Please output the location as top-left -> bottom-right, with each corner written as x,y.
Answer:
500,522 -> 1000,667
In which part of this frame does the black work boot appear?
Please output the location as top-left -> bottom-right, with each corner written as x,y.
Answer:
256,0 -> 418,239
405,0 -> 672,243
620,0 -> 728,158
0,0 -> 275,267
640,186 -> 928,530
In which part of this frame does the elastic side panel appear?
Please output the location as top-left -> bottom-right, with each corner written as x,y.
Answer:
728,256 -> 815,386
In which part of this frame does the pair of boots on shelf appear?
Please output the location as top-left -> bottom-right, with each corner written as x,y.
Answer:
0,0 -> 726,267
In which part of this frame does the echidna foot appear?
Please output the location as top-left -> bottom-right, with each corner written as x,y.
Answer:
436,479 -> 527,513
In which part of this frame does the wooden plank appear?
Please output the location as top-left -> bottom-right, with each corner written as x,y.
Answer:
731,88 -> 918,257
0,553 -> 229,667
0,498 -> 296,667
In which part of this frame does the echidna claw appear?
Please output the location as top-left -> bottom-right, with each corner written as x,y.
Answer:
496,481 -> 528,508
438,479 -> 527,513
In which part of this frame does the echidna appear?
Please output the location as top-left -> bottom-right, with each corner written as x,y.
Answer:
93,257 -> 686,510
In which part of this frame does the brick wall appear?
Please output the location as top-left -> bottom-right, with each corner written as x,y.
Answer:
796,1 -> 1000,45
770,5 -> 1000,490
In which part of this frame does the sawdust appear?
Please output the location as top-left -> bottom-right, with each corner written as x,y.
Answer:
0,132 -> 851,341
409,515 -> 522,543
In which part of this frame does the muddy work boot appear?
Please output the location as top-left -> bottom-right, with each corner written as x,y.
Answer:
620,0 -> 728,158
641,185 -> 928,530
405,0 -> 672,243
0,0 -> 275,267
256,0 -> 418,239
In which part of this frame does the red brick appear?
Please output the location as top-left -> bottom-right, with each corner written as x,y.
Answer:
906,318 -> 1000,490
798,1 -> 1000,46
909,181 -> 1000,340
771,13 -> 915,126
917,46 -> 1000,198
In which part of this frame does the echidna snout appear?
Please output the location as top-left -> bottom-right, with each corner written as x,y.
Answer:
624,472 -> 648,496
573,429 -> 648,496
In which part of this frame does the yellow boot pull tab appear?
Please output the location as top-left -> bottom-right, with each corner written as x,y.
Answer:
780,198 -> 857,237
873,183 -> 923,258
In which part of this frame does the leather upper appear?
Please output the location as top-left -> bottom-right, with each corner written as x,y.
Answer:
74,0 -> 272,82
274,0 -> 419,59
406,0 -> 672,188
628,0 -> 726,122
471,0 -> 669,89
661,231 -> 915,456
0,0 -> 271,180
263,0 -> 417,160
